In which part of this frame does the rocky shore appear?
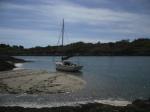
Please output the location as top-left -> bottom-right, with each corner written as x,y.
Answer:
0,56 -> 26,71
0,99 -> 150,112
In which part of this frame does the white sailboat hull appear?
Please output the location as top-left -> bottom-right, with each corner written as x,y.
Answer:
56,62 -> 82,72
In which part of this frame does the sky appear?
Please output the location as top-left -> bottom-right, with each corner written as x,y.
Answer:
0,0 -> 150,48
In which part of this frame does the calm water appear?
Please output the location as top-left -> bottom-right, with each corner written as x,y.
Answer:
0,56 -> 150,107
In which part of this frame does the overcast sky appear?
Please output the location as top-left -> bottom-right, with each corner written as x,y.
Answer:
0,0 -> 150,47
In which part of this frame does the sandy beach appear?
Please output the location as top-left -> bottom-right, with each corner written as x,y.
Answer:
0,69 -> 86,94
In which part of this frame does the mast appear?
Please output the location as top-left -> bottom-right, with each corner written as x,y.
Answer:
62,19 -> 64,47
61,19 -> 64,61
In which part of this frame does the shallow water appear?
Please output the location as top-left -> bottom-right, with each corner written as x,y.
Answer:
0,56 -> 150,107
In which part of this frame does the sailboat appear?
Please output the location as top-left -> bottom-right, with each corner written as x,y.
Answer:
55,19 -> 83,72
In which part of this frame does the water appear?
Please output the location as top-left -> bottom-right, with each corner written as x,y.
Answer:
0,56 -> 150,107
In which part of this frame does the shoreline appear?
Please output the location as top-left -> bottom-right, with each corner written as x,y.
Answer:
0,99 -> 150,112
0,98 -> 132,108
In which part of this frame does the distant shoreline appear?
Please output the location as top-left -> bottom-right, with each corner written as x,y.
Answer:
1,38 -> 150,56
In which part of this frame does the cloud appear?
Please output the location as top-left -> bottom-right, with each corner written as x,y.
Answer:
0,27 -> 59,47
0,0 -> 150,47
1,0 -> 149,24
40,0 -> 149,24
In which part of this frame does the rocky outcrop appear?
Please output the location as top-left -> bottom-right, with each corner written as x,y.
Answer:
0,56 -> 26,71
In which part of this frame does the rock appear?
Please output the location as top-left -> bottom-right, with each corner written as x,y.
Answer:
132,99 -> 150,109
0,61 -> 15,71
0,55 -> 27,71
0,55 -> 26,63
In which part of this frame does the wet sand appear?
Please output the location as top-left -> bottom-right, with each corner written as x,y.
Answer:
0,69 -> 86,94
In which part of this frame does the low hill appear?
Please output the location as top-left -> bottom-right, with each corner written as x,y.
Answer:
0,38 -> 150,56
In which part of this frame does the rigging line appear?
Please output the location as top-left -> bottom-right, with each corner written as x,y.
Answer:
56,30 -> 61,46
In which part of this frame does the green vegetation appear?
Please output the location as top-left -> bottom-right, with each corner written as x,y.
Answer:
0,38 -> 150,56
